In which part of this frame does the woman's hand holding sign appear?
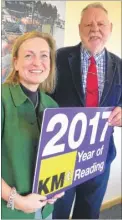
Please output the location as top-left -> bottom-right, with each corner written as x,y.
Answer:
14,193 -> 47,213
47,192 -> 65,204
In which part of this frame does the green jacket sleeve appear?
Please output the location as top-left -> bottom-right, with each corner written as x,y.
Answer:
1,101 -> 5,139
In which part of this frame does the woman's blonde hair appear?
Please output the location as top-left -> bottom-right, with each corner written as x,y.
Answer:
5,31 -> 56,93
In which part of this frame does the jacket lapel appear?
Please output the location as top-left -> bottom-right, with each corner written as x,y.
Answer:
68,43 -> 85,106
68,45 -> 117,107
100,50 -> 116,106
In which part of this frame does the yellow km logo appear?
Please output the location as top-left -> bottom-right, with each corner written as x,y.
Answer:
38,151 -> 77,195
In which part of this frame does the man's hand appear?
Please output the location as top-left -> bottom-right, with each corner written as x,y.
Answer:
47,192 -> 65,204
108,107 -> 122,127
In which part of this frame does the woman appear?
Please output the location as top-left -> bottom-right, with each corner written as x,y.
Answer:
1,31 -> 64,219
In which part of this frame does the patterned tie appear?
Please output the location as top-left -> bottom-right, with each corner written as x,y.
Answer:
86,56 -> 99,107
41,204 -> 54,219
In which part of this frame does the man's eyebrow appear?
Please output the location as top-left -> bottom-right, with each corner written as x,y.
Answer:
98,20 -> 106,22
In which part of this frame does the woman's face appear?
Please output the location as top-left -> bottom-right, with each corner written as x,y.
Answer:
14,37 -> 50,91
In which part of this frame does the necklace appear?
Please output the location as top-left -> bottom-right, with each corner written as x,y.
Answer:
34,93 -> 39,109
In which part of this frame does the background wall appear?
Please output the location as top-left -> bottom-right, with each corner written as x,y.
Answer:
64,1 -> 121,203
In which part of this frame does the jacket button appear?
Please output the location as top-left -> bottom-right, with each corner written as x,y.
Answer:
30,121 -> 36,125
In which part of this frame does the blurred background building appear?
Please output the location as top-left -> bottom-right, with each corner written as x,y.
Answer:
2,0 -> 66,82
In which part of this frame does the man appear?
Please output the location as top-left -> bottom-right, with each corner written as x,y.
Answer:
50,2 -> 122,219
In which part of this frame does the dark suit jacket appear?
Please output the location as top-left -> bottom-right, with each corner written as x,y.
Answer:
51,43 -> 122,164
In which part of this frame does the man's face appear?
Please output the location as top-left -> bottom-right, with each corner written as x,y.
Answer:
79,7 -> 112,54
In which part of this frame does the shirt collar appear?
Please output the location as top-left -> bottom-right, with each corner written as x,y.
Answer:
81,45 -> 105,63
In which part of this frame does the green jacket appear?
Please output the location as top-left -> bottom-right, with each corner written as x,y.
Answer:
1,84 -> 58,219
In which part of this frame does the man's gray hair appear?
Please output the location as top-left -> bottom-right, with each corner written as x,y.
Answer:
81,2 -> 108,18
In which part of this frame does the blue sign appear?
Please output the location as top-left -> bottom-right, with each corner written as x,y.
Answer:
33,107 -> 113,198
